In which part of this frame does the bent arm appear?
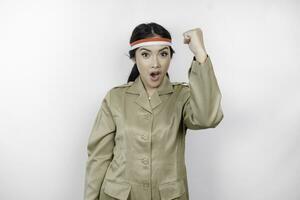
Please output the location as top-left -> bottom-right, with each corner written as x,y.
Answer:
183,55 -> 224,130
84,90 -> 115,200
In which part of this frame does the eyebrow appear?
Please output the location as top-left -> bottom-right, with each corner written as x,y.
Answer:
139,47 -> 169,52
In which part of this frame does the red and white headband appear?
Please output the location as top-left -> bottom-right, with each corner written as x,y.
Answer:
129,37 -> 172,51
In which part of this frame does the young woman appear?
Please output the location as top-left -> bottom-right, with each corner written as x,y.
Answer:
84,22 -> 224,200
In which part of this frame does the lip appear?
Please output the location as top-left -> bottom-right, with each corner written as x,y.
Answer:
149,70 -> 161,81
149,70 -> 161,76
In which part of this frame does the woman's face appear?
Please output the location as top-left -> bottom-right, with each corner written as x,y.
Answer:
133,45 -> 171,90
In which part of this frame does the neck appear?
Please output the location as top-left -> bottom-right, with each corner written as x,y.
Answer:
140,78 -> 157,97
146,88 -> 156,98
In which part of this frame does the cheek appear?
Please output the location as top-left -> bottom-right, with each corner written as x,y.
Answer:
161,60 -> 171,71
136,63 -> 149,77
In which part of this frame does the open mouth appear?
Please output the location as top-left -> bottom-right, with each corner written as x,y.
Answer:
150,71 -> 161,81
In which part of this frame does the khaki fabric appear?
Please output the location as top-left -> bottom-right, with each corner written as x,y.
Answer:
84,55 -> 224,200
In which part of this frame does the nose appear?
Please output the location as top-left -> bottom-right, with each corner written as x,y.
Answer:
152,55 -> 160,68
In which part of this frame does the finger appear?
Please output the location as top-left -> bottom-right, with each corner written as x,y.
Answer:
183,37 -> 190,44
183,28 -> 202,37
183,31 -> 191,37
183,34 -> 190,40
191,28 -> 201,32
183,28 -> 197,36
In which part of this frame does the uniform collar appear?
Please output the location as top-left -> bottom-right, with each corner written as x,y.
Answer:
126,75 -> 174,113
126,74 -> 174,95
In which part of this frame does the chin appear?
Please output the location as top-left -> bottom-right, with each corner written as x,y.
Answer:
148,80 -> 162,88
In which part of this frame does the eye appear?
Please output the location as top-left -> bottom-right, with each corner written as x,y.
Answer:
160,51 -> 169,57
141,52 -> 150,58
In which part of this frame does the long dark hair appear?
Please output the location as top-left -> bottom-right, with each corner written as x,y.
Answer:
127,22 -> 175,83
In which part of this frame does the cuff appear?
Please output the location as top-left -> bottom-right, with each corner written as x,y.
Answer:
193,54 -> 209,65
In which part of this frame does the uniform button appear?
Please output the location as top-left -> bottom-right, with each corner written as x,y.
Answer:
143,114 -> 151,120
143,183 -> 150,187
140,134 -> 148,141
141,157 -> 149,165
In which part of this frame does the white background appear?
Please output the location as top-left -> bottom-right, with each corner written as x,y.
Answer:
0,0 -> 299,200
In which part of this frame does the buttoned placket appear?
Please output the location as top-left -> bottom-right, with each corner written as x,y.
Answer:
135,94 -> 152,197
144,97 -> 153,197
125,75 -> 174,199
140,92 -> 157,198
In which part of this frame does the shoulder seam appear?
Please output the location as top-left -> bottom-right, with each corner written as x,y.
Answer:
172,82 -> 189,87
113,82 -> 133,88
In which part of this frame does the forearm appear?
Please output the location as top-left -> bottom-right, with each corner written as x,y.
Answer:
84,156 -> 112,200
84,90 -> 116,200
183,55 -> 224,129
194,49 -> 208,64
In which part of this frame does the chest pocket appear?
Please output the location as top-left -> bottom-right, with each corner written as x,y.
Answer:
103,179 -> 131,200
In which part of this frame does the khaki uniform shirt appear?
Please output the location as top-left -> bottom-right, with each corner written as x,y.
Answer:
84,55 -> 224,200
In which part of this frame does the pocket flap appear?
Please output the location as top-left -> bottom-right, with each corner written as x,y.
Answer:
158,179 -> 186,200
103,179 -> 131,200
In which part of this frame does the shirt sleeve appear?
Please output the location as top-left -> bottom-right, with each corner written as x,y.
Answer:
84,90 -> 116,200
182,55 -> 224,130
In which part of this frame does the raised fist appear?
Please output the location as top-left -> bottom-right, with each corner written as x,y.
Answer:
183,28 -> 207,62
